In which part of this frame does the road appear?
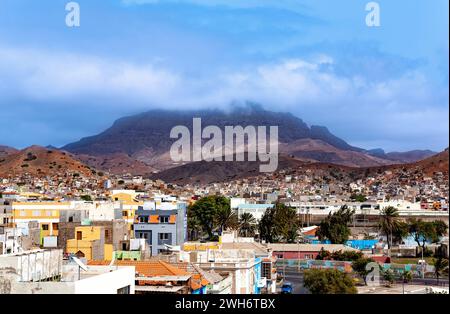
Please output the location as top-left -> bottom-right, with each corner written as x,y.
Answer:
280,268 -> 309,294
279,267 -> 448,294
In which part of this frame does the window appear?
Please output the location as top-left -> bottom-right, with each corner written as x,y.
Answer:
159,233 -> 170,240
122,211 -> 128,217
42,224 -> 49,231
33,210 -> 40,217
159,216 -> 169,223
19,211 -> 26,217
262,262 -> 272,279
52,223 -> 58,231
76,231 -> 82,240
139,216 -> 148,223
139,232 -> 150,240
105,230 -> 109,239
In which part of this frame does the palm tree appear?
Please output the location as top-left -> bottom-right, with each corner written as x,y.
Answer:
239,213 -> 256,237
433,256 -> 449,285
215,207 -> 239,235
378,206 -> 400,250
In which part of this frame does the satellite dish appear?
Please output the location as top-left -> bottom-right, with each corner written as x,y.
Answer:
71,256 -> 88,272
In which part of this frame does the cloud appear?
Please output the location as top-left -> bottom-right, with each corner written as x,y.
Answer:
0,44 -> 448,151
121,0 -> 307,11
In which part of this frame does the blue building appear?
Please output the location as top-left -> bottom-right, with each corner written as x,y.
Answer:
134,201 -> 187,256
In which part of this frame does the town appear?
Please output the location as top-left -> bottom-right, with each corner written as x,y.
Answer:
1,155 -> 448,294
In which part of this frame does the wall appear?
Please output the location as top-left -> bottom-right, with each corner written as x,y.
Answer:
73,266 -> 135,294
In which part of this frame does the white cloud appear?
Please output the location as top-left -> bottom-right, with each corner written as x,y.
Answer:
0,45 -> 448,150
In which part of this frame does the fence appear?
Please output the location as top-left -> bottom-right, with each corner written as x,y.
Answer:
275,259 -> 436,278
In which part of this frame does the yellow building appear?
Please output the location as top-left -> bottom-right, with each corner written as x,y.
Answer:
11,201 -> 70,244
66,226 -> 113,261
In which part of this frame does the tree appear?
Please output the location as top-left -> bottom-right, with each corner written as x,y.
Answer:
80,195 -> 92,201
239,213 -> 256,237
258,203 -> 299,243
188,196 -> 231,240
316,249 -> 363,261
316,205 -> 355,244
408,219 -> 448,255
303,269 -> 357,294
215,207 -> 239,235
350,194 -> 367,202
259,206 -> 277,243
433,256 -> 449,285
378,206 -> 401,249
401,270 -> 413,284
352,257 -> 375,285
382,269 -> 395,287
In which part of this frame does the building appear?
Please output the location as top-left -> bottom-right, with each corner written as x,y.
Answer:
181,232 -> 277,294
236,204 -> 275,221
0,249 -> 135,294
133,201 -> 187,256
267,243 -> 360,260
88,260 -> 210,294
66,225 -> 113,260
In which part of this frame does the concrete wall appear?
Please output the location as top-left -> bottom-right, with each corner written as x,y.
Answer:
2,266 -> 135,294
73,266 -> 135,294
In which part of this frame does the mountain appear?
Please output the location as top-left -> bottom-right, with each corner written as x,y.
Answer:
0,145 -> 18,158
151,149 -> 449,185
408,148 -> 449,175
367,148 -> 436,163
280,139 -> 391,167
63,104 -> 394,170
149,154 -> 312,185
0,146 -> 94,177
74,153 -> 157,176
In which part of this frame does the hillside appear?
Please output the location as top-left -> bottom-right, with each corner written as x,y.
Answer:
0,145 -> 18,158
0,146 -> 94,177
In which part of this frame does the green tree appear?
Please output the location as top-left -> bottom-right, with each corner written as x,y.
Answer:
188,196 -> 231,240
239,213 -> 256,237
316,205 -> 355,244
303,269 -> 357,294
378,206 -> 402,249
259,206 -> 277,243
382,269 -> 395,287
408,219 -> 448,254
350,194 -> 367,202
352,257 -> 375,285
80,195 -> 92,201
258,203 -> 299,243
215,207 -> 239,235
401,270 -> 413,284
433,256 -> 449,285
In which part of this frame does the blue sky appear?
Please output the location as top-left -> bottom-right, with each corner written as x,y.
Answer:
0,0 -> 448,151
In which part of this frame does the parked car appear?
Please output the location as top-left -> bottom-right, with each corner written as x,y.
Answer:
281,282 -> 293,294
